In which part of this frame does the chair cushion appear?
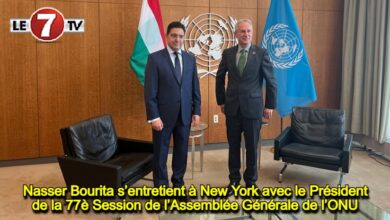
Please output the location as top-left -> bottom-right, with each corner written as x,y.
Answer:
68,115 -> 118,161
106,153 -> 153,183
280,142 -> 342,165
291,107 -> 344,148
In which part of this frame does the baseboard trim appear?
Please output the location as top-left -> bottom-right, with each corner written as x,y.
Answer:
0,156 -> 58,167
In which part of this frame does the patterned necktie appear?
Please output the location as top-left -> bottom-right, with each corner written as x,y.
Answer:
174,52 -> 182,83
238,49 -> 247,75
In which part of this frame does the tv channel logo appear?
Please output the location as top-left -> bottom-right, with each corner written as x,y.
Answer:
10,7 -> 84,42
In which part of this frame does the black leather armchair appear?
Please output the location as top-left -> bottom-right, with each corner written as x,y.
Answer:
58,115 -> 153,189
274,107 -> 352,184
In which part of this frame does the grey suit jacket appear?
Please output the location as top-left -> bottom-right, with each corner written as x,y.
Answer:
215,45 -> 277,119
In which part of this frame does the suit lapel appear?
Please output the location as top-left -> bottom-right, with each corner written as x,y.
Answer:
242,45 -> 255,77
163,48 -> 181,85
231,46 -> 240,76
182,52 -> 189,85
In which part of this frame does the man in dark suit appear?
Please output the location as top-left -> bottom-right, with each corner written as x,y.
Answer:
216,19 -> 277,192
144,21 -> 201,187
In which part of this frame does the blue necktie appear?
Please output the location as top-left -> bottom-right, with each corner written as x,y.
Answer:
174,52 -> 181,83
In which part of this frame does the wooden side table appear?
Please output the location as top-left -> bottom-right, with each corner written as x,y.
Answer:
189,122 -> 208,179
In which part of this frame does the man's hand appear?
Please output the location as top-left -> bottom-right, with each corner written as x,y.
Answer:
151,119 -> 164,131
263,108 -> 273,119
192,115 -> 200,126
219,105 -> 225,114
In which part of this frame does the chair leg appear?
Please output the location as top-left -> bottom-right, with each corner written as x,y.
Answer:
339,172 -> 345,185
278,163 -> 288,183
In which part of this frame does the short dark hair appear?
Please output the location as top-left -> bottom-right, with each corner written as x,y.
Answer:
166,21 -> 186,35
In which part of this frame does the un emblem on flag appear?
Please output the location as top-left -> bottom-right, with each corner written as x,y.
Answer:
262,24 -> 303,69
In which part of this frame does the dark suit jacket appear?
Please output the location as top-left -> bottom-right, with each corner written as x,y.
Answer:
144,48 -> 201,127
216,45 -> 277,119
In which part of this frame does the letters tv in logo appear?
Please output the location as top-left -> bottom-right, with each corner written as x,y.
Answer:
10,7 -> 84,42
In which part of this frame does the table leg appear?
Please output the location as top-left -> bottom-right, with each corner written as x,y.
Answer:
258,142 -> 261,174
191,136 -> 195,179
200,131 -> 204,172
241,133 -> 245,173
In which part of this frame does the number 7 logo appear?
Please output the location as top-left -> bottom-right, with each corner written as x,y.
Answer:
37,13 -> 56,37
30,7 -> 65,42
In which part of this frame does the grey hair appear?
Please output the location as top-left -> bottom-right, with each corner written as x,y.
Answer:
235,19 -> 253,32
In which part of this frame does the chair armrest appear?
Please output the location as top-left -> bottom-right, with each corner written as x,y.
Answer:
57,156 -> 122,189
342,134 -> 353,152
117,137 -> 153,154
274,127 -> 292,160
341,134 -> 353,173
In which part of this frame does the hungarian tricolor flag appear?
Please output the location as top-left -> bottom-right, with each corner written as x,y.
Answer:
130,0 -> 166,86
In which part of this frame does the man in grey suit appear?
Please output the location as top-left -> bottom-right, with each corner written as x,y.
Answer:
216,19 -> 277,194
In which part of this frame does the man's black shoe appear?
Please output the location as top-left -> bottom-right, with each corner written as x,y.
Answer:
227,181 -> 240,197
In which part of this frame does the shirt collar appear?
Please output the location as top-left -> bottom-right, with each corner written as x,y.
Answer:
167,45 -> 182,55
238,44 -> 251,53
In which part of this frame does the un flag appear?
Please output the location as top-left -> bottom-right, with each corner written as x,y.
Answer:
261,0 -> 317,117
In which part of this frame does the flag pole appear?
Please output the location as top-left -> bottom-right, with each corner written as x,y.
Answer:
280,116 -> 283,133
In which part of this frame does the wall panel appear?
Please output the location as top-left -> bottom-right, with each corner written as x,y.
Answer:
161,0 -> 208,7
303,10 -> 343,109
211,0 -> 257,9
37,1 -> 100,156
303,0 -> 343,11
0,0 -> 38,160
36,0 -> 100,2
99,2 -> 153,140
